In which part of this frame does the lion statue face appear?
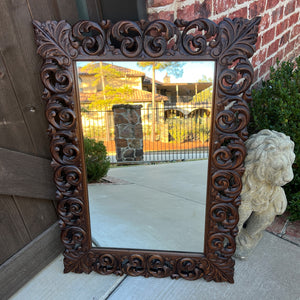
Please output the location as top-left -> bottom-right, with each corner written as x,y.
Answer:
244,129 -> 295,187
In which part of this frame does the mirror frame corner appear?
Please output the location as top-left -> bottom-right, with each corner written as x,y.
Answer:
33,16 -> 261,283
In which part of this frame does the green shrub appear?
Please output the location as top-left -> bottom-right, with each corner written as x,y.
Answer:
249,57 -> 300,220
84,137 -> 110,183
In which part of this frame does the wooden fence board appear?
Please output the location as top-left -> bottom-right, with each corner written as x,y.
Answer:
55,0 -> 80,24
0,147 -> 55,200
28,0 -> 80,24
27,0 -> 60,23
86,0 -> 103,22
0,222 -> 63,300
0,52 -> 34,154
0,0 -> 91,295
0,0 -> 51,158
15,196 -> 57,240
0,195 -> 31,264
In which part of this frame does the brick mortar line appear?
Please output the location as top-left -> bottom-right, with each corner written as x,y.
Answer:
258,21 -> 299,38
147,1 -> 299,23
254,34 -> 300,64
249,6 -> 299,36
254,32 -> 299,64
209,4 -> 250,19
147,1 -> 250,17
252,26 -> 299,61
259,39 -> 299,65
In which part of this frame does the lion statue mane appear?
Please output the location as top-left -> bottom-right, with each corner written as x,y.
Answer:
235,129 -> 295,259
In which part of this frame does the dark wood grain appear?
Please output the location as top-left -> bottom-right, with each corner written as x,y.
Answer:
0,222 -> 63,300
0,0 -> 50,157
55,0 -> 81,24
0,51 -> 34,154
27,0 -> 60,23
0,148 -> 55,200
86,0 -> 103,22
14,196 -> 57,240
28,0 -> 90,24
0,195 -> 31,264
33,17 -> 261,283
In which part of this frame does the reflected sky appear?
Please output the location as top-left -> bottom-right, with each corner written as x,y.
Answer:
77,61 -> 215,83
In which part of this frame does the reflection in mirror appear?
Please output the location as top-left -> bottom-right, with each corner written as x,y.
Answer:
76,61 -> 215,252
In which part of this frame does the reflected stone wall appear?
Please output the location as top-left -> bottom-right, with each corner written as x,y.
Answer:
112,104 -> 143,162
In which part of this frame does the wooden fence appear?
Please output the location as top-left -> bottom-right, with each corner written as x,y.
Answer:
0,1 -> 105,298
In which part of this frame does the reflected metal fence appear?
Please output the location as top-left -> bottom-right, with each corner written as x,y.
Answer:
81,103 -> 211,163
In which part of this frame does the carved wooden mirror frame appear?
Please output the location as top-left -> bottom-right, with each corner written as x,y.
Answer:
33,16 -> 260,283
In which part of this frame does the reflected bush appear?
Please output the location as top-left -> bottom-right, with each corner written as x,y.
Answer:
84,137 -> 110,183
166,118 -> 210,143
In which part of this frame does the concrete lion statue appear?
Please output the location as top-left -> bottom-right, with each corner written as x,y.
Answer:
235,129 -> 295,259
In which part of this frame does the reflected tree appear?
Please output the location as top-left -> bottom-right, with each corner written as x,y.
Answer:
137,62 -> 185,141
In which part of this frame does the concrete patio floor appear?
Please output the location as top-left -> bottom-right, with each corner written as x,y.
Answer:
10,161 -> 300,300
88,160 -> 208,252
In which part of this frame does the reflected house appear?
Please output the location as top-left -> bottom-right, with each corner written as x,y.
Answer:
79,89 -> 169,141
142,73 -> 212,119
78,63 -> 169,141
78,63 -> 213,143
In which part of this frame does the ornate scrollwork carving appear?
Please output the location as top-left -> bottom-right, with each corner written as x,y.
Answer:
54,165 -> 82,202
213,144 -> 245,170
61,226 -> 88,251
58,197 -> 84,218
210,203 -> 239,230
210,17 -> 261,65
178,18 -> 218,55
122,254 -> 146,276
51,136 -> 80,165
144,20 -> 180,57
72,21 -> 107,56
218,61 -> 254,96
212,170 -> 242,197
41,63 -> 73,94
147,255 -> 173,277
208,233 -> 235,256
109,21 -> 143,57
176,258 -> 206,280
33,20 -> 78,66
91,253 -> 118,275
33,16 -> 260,283
46,103 -> 76,130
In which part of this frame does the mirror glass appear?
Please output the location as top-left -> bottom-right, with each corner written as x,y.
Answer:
76,61 -> 215,252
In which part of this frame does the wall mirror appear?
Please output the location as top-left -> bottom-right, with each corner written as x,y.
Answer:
77,60 -> 214,253
33,16 -> 260,282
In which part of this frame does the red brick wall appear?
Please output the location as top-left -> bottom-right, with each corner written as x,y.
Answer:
147,0 -> 300,83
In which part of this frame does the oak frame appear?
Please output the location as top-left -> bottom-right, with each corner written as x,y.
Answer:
33,17 -> 260,283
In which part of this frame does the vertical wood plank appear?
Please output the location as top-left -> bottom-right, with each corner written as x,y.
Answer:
26,0 -> 60,22
0,0 -> 51,157
14,196 -> 58,240
55,0 -> 80,24
28,0 -> 80,24
0,195 -> 31,264
86,0 -> 103,22
0,53 -> 34,154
